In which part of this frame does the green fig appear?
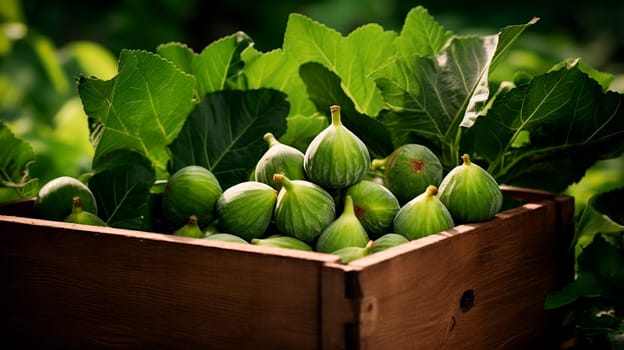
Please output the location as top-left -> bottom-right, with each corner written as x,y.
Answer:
203,233 -> 249,244
393,185 -> 455,240
273,174 -> 336,243
373,144 -> 443,204
304,105 -> 371,189
35,176 -> 97,221
251,235 -> 313,251
315,195 -> 370,253
254,132 -> 306,190
345,180 -> 400,239
332,240 -> 375,264
173,215 -> 204,238
371,233 -> 409,253
162,165 -> 223,229
437,154 -> 503,223
216,181 -> 277,241
64,196 -> 107,226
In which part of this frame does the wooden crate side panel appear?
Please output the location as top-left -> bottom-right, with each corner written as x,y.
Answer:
0,218 -> 331,350
349,201 -> 568,349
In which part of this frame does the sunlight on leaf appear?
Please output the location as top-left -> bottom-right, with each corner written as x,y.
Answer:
375,35 -> 501,167
157,32 -> 253,97
78,49 -> 196,175
283,13 -> 396,117
463,62 -> 624,192
395,6 -> 453,58
242,46 -> 316,117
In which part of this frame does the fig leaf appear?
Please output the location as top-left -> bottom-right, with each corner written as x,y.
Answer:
169,89 -> 289,189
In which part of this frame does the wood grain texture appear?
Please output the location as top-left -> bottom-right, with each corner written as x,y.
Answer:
344,199 -> 573,349
0,189 -> 573,349
0,214 -> 337,349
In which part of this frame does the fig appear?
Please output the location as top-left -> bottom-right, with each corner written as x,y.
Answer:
393,185 -> 455,240
173,215 -> 204,238
162,165 -> 222,229
371,233 -> 409,253
203,233 -> 249,244
304,105 -> 371,189
373,144 -> 443,204
35,176 -> 97,221
64,196 -> 107,226
315,195 -> 370,253
273,173 -> 335,243
251,235 -> 313,251
332,240 -> 375,264
254,132 -> 306,190
437,153 -> 503,223
216,181 -> 277,241
345,180 -> 400,239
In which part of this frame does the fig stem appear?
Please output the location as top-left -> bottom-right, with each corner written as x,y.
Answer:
461,153 -> 472,165
371,157 -> 387,170
71,196 -> 83,214
425,185 -> 438,198
342,195 -> 355,217
272,173 -> 292,190
329,105 -> 342,126
263,132 -> 280,148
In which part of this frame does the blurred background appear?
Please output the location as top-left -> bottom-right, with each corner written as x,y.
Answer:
13,0 -> 624,70
1,0 -> 623,206
12,0 -> 624,71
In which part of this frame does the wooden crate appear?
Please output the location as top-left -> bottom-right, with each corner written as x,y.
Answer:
0,186 -> 574,349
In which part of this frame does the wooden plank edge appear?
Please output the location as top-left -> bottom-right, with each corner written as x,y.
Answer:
347,199 -> 552,268
0,213 -> 340,264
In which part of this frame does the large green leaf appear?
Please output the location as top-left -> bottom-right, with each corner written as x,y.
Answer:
168,89 -> 289,189
374,34 -> 499,167
395,6 -> 453,59
283,13 -> 396,117
78,49 -> 196,175
157,32 -> 253,97
0,122 -> 37,197
299,62 -> 394,159
463,61 -> 624,192
156,42 -> 194,75
490,17 -> 540,72
242,47 -> 316,117
88,150 -> 155,230
241,47 -> 322,149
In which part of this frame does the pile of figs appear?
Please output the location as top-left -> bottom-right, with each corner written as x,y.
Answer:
162,104 -> 503,263
34,105 -> 503,264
